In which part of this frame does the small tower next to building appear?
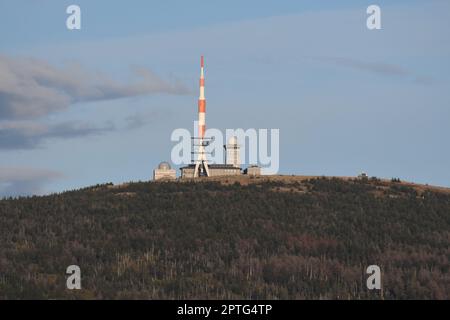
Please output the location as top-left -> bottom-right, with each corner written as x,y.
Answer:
224,136 -> 240,168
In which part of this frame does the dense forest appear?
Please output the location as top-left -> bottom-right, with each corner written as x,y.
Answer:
0,176 -> 448,299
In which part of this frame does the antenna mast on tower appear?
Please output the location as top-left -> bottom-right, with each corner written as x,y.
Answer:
193,56 -> 211,177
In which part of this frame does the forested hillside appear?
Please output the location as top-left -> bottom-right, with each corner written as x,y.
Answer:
0,177 -> 448,299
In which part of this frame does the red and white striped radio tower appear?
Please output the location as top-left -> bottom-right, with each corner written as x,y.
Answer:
193,55 -> 210,177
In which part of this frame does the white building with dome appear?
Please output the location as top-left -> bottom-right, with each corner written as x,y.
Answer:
153,161 -> 176,180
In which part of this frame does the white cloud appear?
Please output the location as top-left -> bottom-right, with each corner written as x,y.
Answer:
0,55 -> 190,120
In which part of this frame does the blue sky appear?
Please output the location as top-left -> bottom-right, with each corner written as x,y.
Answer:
0,0 -> 449,196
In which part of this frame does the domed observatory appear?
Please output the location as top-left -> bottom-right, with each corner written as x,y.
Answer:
153,161 -> 176,180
